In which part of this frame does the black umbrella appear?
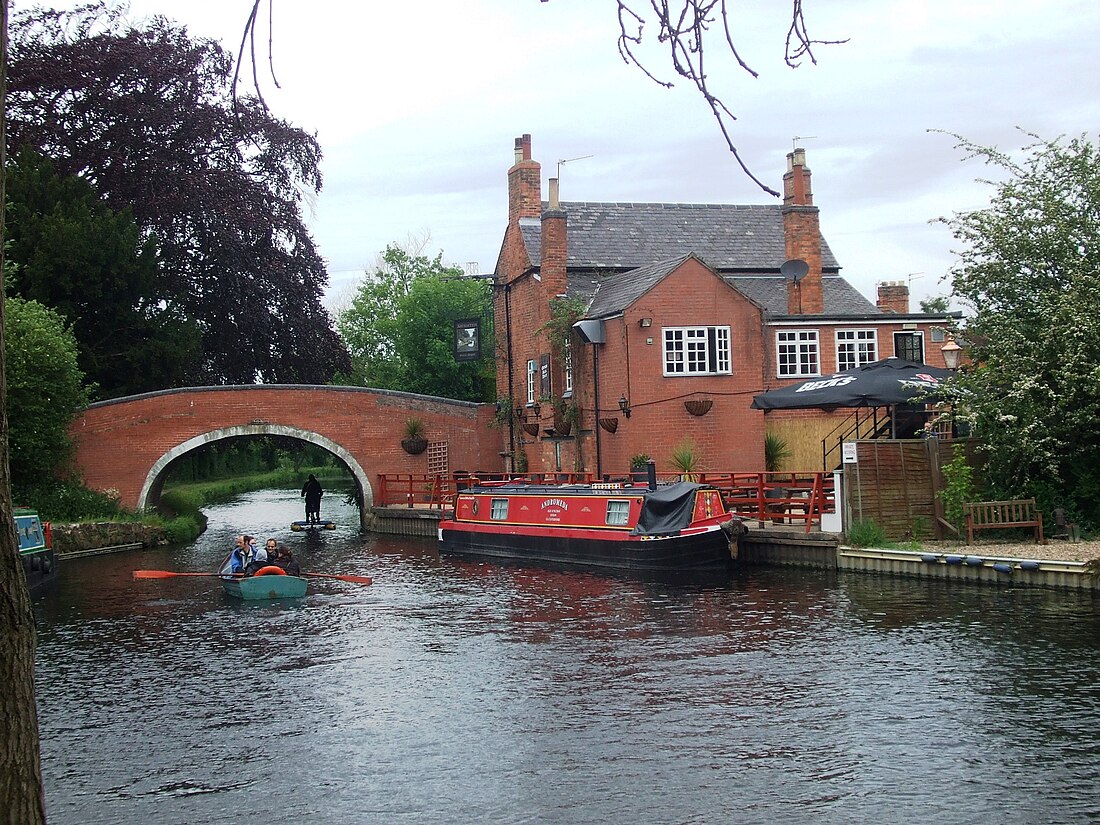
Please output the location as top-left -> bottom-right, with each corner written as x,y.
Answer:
751,358 -> 954,410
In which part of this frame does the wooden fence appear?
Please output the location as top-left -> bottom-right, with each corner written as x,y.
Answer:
375,471 -> 836,532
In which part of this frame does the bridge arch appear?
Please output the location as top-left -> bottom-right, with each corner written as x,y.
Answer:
140,423 -> 374,525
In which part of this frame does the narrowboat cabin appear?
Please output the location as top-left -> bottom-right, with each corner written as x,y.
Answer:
17,508 -> 57,593
439,480 -> 742,575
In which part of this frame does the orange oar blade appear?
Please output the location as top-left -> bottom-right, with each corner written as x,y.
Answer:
133,570 -> 231,579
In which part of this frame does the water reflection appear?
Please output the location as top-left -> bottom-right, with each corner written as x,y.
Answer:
32,489 -> 1100,824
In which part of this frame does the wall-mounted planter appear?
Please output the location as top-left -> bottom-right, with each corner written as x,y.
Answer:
598,417 -> 619,434
401,437 -> 428,455
684,399 -> 713,417
522,422 -> 540,437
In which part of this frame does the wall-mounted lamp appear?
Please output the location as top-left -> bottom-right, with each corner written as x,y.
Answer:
531,400 -> 542,419
515,405 -> 525,421
618,394 -> 631,418
941,338 -> 962,370
639,317 -> 653,328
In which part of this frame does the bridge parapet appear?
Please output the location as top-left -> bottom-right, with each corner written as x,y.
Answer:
71,385 -> 501,523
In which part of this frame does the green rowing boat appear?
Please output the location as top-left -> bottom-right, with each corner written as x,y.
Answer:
221,573 -> 307,600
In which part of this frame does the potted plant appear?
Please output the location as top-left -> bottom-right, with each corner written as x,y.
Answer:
764,433 -> 792,472
629,453 -> 652,484
401,418 -> 428,455
669,438 -> 700,481
552,397 -> 580,436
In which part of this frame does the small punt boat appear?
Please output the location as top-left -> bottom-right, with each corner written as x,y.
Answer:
17,508 -> 58,593
438,480 -> 743,575
217,556 -> 307,600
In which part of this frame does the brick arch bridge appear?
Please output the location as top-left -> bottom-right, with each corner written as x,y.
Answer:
70,386 -> 500,528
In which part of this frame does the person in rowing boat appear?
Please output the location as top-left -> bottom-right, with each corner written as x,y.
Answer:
272,543 -> 301,576
301,474 -> 323,525
229,534 -> 267,576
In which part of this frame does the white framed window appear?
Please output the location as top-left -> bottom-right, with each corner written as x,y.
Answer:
663,326 -> 732,376
606,499 -> 631,526
490,498 -> 509,520
836,329 -> 878,371
526,359 -> 536,404
563,343 -> 573,395
777,330 -> 820,377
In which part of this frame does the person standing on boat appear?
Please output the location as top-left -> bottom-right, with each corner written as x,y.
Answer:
301,474 -> 324,525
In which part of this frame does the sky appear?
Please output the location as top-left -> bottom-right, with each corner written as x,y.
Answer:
25,0 -> 1100,311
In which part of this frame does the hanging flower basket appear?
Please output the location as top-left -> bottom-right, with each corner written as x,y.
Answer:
522,422 -> 540,437
401,437 -> 428,455
553,417 -> 572,436
684,399 -> 713,417
598,417 -> 619,434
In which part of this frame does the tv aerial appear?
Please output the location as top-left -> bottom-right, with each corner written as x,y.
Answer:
780,259 -> 809,283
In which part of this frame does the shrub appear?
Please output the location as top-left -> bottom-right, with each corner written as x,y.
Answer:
846,519 -> 887,548
764,433 -> 792,472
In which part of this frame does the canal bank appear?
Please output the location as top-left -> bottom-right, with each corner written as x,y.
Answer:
370,505 -> 1100,591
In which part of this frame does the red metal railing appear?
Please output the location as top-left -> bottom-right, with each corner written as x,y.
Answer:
376,471 -> 835,532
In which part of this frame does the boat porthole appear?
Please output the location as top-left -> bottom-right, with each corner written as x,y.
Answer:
472,499 -> 479,515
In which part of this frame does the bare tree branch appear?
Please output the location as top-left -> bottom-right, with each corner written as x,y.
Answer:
235,1 -> 846,195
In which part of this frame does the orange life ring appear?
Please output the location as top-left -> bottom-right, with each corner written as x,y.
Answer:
254,565 -> 286,576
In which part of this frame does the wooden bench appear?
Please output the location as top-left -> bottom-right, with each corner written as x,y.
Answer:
964,499 -> 1044,544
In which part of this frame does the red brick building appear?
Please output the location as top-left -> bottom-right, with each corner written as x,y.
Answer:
492,134 -> 956,477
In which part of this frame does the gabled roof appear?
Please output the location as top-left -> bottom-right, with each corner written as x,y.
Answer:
724,275 -> 878,317
520,201 -> 841,273
586,254 -> 697,319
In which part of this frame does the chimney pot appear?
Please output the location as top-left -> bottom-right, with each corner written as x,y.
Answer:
548,177 -> 560,210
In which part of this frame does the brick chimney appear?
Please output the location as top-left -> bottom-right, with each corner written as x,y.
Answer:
877,281 -> 910,314
508,133 -> 541,226
782,148 -> 824,314
541,177 -> 567,299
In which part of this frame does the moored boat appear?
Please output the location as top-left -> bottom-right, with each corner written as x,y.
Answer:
438,480 -> 742,574
16,507 -> 58,594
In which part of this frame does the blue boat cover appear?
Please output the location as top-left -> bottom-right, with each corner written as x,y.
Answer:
632,482 -> 702,536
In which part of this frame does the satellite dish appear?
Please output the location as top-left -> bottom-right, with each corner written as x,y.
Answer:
780,259 -> 810,283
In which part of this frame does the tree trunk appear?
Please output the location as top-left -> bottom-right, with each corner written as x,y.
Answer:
0,1 -> 49,820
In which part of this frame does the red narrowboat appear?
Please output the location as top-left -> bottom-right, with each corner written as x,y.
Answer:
438,480 -> 743,574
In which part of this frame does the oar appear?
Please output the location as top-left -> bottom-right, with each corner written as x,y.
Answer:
302,572 -> 373,585
134,570 -> 242,579
133,570 -> 373,585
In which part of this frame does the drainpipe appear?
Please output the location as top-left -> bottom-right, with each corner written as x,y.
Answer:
504,282 -> 515,462
593,344 -> 601,479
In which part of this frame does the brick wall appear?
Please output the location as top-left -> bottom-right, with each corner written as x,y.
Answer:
70,387 -> 499,513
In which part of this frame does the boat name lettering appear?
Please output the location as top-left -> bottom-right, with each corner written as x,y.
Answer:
541,499 -> 569,511
796,376 -> 856,393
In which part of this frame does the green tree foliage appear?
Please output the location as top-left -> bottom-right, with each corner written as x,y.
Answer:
944,133 -> 1100,524
337,244 -> 495,401
919,296 -> 951,314
5,149 -> 200,398
397,271 -> 495,401
337,244 -> 433,387
4,296 -> 88,499
6,4 -> 350,386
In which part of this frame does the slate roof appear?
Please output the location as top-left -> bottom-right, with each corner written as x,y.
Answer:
586,255 -> 694,319
576,265 -> 879,320
519,201 -> 841,273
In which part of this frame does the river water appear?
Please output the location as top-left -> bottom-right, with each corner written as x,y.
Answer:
31,488 -> 1100,824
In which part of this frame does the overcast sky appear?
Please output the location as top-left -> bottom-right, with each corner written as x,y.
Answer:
29,1 -> 1100,310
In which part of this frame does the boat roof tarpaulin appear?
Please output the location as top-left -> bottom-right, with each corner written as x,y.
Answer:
750,357 -> 955,410
633,482 -> 704,536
